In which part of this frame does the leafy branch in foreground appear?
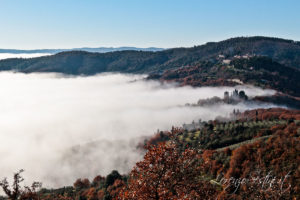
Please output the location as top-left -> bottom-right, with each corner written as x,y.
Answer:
0,169 -> 41,200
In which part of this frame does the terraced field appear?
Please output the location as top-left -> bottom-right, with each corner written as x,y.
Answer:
176,119 -> 288,150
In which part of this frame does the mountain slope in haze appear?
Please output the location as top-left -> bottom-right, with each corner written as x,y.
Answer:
0,36 -> 299,75
0,47 -> 164,54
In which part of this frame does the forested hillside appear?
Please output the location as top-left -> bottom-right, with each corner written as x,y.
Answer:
150,56 -> 300,97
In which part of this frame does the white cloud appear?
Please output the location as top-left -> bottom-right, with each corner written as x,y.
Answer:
0,53 -> 51,60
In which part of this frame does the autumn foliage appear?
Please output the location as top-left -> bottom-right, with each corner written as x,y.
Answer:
118,142 -> 217,199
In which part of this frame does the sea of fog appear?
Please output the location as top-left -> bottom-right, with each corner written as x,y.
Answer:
0,53 -> 51,60
0,72 -> 278,188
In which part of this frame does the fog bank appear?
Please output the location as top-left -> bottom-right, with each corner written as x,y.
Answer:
0,53 -> 51,60
0,72 -> 277,188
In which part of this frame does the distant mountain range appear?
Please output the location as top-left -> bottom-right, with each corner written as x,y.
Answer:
0,36 -> 299,75
0,47 -> 164,54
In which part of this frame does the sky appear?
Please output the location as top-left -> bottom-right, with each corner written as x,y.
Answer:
0,0 -> 300,49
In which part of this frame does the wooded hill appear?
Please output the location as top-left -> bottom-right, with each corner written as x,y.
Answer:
150,56 -> 300,97
0,36 -> 299,75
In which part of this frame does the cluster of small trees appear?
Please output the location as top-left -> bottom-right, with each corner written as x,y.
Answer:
176,118 -> 286,150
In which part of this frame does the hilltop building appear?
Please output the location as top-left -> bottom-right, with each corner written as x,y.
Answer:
183,120 -> 205,131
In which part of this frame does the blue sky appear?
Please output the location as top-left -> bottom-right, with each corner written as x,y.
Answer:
0,0 -> 299,49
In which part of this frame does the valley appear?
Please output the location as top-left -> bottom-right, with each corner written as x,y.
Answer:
0,37 -> 299,200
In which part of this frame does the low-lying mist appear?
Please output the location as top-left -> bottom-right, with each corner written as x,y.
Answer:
0,72 -> 278,188
0,53 -> 51,60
